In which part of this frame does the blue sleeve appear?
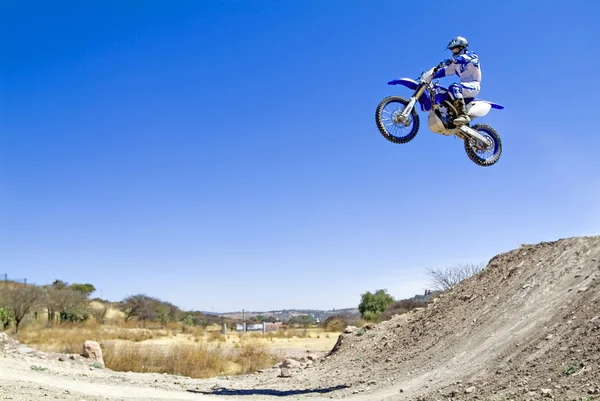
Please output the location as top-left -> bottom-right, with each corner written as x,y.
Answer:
455,51 -> 477,65
434,68 -> 446,79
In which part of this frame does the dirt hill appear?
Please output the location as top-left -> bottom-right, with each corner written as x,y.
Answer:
219,235 -> 600,400
1,235 -> 599,401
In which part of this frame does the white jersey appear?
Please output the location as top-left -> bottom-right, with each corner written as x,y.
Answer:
442,50 -> 481,84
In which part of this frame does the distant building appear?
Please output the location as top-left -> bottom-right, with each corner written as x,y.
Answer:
235,322 -> 282,332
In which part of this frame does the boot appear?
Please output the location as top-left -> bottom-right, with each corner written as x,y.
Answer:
452,98 -> 471,125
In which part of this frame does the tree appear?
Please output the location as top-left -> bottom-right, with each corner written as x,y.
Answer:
287,315 -> 312,327
358,289 -> 395,322
426,262 -> 485,292
51,280 -> 68,290
70,283 -> 96,296
156,301 -> 180,328
121,294 -> 158,327
0,285 -> 45,333
182,315 -> 194,332
47,287 -> 89,324
44,280 -> 95,324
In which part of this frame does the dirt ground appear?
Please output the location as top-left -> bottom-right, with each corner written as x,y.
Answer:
2,235 -> 599,400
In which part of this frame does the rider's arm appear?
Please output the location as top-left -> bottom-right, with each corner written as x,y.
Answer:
433,68 -> 446,78
434,62 -> 456,78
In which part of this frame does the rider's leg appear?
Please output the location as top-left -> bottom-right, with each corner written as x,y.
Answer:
448,83 -> 480,125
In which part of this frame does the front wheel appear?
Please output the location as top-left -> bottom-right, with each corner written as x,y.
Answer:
375,95 -> 420,144
464,123 -> 503,166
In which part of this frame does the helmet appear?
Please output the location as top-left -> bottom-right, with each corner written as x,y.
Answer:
446,36 -> 468,55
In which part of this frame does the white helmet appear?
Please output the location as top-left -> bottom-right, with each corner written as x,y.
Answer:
446,36 -> 468,55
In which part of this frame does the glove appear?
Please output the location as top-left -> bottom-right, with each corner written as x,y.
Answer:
444,58 -> 454,66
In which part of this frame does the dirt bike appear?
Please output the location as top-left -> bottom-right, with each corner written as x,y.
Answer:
375,61 -> 504,166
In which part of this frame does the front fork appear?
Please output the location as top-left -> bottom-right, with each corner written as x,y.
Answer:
395,84 -> 427,125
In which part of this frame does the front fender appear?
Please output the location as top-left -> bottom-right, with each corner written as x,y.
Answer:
387,78 -> 419,90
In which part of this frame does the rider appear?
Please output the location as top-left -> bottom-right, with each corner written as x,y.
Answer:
434,36 -> 481,125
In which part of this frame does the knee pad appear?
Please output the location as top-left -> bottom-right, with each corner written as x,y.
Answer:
449,83 -> 462,100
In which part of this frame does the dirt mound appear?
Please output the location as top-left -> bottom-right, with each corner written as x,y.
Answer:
213,236 -> 600,400
319,235 -> 600,399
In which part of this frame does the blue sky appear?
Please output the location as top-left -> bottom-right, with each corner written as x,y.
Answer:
1,0 -> 599,312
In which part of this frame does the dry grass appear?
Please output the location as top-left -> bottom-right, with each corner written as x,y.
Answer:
261,328 -> 312,340
231,338 -> 283,374
206,330 -> 225,342
101,337 -> 282,378
16,322 -> 172,353
15,322 -> 337,378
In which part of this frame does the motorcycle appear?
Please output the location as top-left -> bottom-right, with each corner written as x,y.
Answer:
375,61 -> 504,166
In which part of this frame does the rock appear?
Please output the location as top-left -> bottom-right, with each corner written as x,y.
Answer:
344,326 -> 357,334
58,357 -> 65,362
280,358 -> 301,369
578,287 -> 588,293
279,368 -> 291,378
82,341 -> 104,366
465,386 -> 475,394
363,323 -> 376,330
17,347 -> 34,355
540,388 -> 552,397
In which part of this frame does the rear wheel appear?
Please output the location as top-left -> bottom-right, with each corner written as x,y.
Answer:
464,123 -> 502,166
375,96 -> 420,144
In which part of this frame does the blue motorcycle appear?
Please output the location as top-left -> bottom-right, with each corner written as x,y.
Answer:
375,61 -> 504,167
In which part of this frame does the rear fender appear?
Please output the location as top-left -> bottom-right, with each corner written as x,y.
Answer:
469,99 -> 505,110
487,101 -> 504,110
467,101 -> 492,117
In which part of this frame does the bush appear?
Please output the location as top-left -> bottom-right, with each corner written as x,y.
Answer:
380,298 -> 429,321
322,315 -> 347,332
358,289 -> 395,322
426,262 -> 485,292
0,307 -> 14,330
